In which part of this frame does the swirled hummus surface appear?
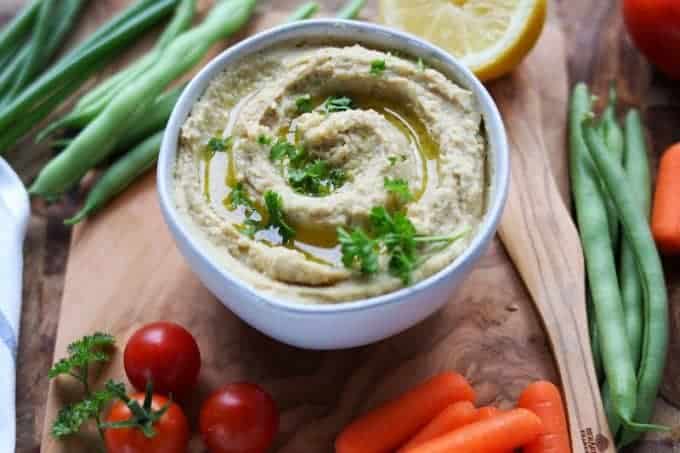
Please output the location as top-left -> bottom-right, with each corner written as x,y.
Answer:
174,44 -> 488,303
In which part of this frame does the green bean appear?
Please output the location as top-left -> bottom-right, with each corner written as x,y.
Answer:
587,297 -> 604,381
4,0 -> 57,101
569,84 -> 637,425
337,0 -> 366,19
0,0 -> 179,153
29,0 -> 257,198
583,124 -> 669,439
619,110 -> 651,373
38,0 -> 196,142
601,383 -> 621,437
42,0 -> 87,63
0,0 -> 41,60
600,86 -> 624,247
114,85 -> 185,153
65,131 -> 164,225
286,2 -> 320,22
0,45 -> 29,95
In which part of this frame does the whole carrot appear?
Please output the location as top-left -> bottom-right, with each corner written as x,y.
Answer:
473,407 -> 513,453
518,381 -> 571,453
651,143 -> 680,254
335,372 -> 475,453
398,401 -> 478,452
406,408 -> 543,453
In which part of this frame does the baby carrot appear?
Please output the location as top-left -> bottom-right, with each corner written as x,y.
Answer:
406,408 -> 543,453
651,143 -> 680,254
398,401 -> 478,452
476,406 -> 502,420
335,372 -> 475,453
518,381 -> 571,453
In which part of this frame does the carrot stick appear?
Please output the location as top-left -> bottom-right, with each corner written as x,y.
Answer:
476,406 -> 502,420
398,401 -> 478,452
335,372 -> 476,453
518,381 -> 571,453
474,407 -> 513,453
652,143 -> 680,254
405,408 -> 543,453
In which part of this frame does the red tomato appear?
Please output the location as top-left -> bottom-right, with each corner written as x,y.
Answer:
124,322 -> 201,396
624,0 -> 680,79
104,393 -> 189,453
200,383 -> 279,453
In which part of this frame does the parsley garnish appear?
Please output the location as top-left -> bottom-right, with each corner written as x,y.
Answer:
264,191 -> 296,244
208,136 -> 232,152
270,138 -> 304,163
226,182 -> 254,213
289,160 -> 347,196
258,134 -> 272,145
384,177 -> 414,203
49,333 -> 126,442
370,59 -> 386,76
338,207 -> 468,284
324,95 -> 354,113
338,227 -> 379,275
296,94 -> 313,114
388,156 -> 398,166
49,333 -> 115,382
268,138 -> 346,196
52,380 -> 125,438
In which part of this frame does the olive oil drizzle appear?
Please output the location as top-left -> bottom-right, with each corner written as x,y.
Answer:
202,94 -> 441,265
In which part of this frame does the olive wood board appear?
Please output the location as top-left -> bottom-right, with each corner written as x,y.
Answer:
37,0 -> 628,452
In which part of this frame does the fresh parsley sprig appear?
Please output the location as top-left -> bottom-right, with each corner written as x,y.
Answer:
384,177 -> 414,203
49,333 -> 124,441
296,94 -> 313,114
264,190 -> 296,244
324,95 -> 354,113
370,59 -> 386,76
339,207 -> 469,284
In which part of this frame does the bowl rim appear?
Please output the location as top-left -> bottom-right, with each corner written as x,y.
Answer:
158,18 -> 509,315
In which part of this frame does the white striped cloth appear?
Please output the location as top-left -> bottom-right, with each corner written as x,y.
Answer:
0,157 -> 29,453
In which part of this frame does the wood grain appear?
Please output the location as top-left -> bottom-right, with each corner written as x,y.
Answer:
4,0 -> 679,452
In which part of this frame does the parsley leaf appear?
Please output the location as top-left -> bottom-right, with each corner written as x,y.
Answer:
49,333 -> 115,380
264,191 -> 296,244
226,182 -> 254,213
388,156 -> 398,166
288,160 -> 347,196
296,94 -> 313,114
269,138 -> 306,164
324,95 -> 354,113
208,136 -> 232,152
384,177 -> 414,203
339,206 -> 468,284
258,134 -> 272,145
338,227 -> 379,275
52,380 -> 124,438
370,59 -> 386,76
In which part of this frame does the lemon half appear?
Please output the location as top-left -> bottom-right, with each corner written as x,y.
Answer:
380,0 -> 547,81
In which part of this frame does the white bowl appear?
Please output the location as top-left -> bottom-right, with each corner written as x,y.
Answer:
158,20 -> 509,350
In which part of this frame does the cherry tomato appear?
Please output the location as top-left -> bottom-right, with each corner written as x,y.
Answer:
124,321 -> 201,396
200,383 -> 279,453
104,393 -> 189,453
624,0 -> 680,80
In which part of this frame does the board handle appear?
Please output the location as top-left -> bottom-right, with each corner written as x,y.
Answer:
497,135 -> 615,452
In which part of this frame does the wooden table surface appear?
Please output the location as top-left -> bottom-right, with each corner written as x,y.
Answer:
3,0 -> 679,452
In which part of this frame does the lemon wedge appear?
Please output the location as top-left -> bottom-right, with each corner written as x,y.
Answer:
379,0 -> 547,81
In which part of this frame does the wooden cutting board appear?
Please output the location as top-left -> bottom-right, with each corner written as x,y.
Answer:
40,1 -> 584,451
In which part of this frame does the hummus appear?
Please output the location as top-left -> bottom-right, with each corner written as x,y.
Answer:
174,44 -> 487,303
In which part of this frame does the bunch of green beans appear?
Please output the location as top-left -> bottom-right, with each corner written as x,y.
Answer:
37,0 -> 197,142
38,0 -> 369,225
570,83 -> 669,447
29,0 -> 258,199
0,0 -> 86,106
0,0 -> 181,154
